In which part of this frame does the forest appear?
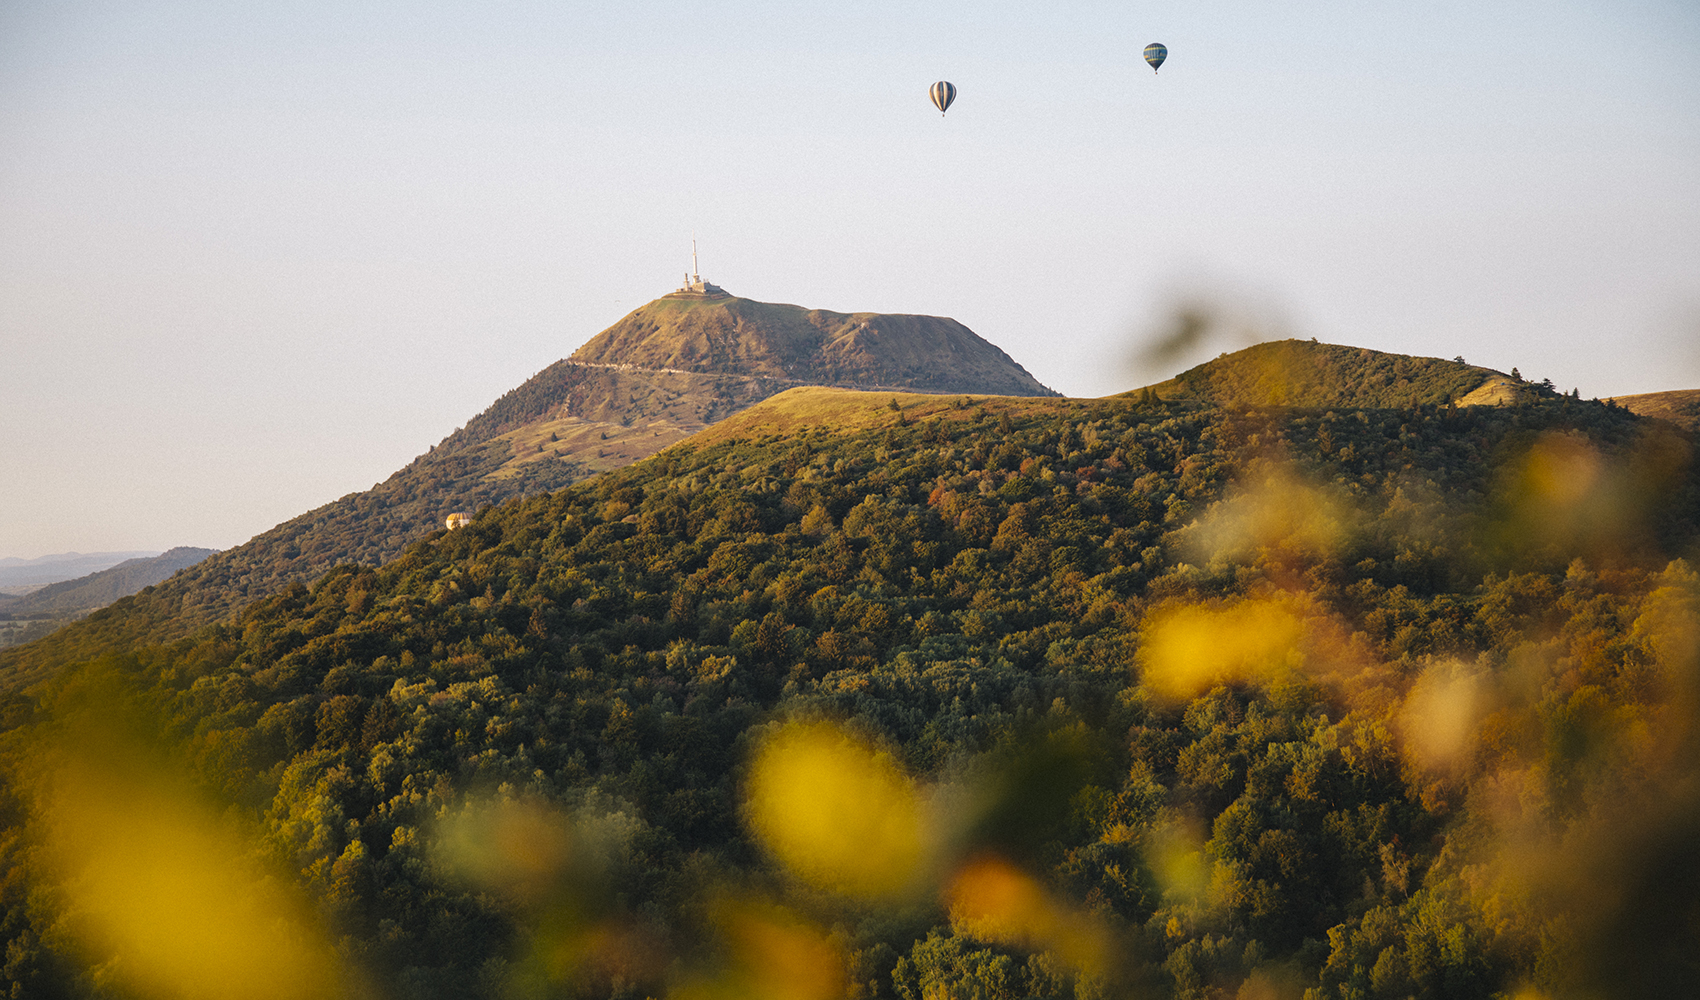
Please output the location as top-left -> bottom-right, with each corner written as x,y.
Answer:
0,388 -> 1695,1000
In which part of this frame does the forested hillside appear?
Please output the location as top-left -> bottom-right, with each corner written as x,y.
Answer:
2,385 -> 1694,999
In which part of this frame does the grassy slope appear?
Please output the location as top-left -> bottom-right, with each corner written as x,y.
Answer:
1608,389 -> 1700,433
684,386 -> 1086,451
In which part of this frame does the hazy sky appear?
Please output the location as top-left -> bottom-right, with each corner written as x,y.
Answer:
3,0 -> 1697,559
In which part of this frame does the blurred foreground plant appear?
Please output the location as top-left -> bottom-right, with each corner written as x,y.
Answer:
24,674 -> 349,1000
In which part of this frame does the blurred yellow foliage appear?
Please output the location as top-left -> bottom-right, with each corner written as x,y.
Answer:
945,856 -> 1110,976
1633,562 -> 1700,687
1235,966 -> 1307,1000
436,798 -> 574,907
1520,433 -> 1605,511
724,905 -> 846,1000
1496,429 -> 1690,559
946,855 -> 1049,940
745,721 -> 924,898
434,800 -> 668,985
1191,466 -> 1351,562
674,902 -> 846,1000
40,743 -> 342,1000
1398,661 -> 1489,774
1140,598 -> 1307,701
1148,818 -> 1213,905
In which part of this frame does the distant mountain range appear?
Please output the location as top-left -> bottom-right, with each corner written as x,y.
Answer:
0,547 -> 218,651
0,547 -> 217,617
0,551 -> 159,590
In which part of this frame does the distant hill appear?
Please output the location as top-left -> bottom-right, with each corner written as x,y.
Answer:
1607,389 -> 1700,433
3,547 -> 217,618
0,548 -> 218,650
0,290 -> 1055,674
0,551 -> 159,589
1134,339 -> 1531,408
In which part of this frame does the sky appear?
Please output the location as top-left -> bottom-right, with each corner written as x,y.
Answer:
2,0 -> 1697,559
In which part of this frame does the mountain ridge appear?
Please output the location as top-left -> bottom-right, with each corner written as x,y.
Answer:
1,547 -> 217,617
6,322 -> 1688,691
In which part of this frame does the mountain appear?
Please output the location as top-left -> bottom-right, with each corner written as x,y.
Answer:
2,547 -> 217,618
1134,339 -> 1536,408
443,293 -> 1055,491
0,290 -> 1054,678
1,381 -> 1693,998
1607,388 -> 1700,433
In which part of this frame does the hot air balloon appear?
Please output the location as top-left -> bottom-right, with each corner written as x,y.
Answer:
1144,43 -> 1167,73
929,81 -> 956,115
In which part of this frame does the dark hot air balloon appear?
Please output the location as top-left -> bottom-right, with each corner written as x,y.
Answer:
1144,43 -> 1167,73
929,81 -> 956,115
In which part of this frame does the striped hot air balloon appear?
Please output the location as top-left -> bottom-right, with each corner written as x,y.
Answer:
929,80 -> 956,115
1144,43 -> 1167,73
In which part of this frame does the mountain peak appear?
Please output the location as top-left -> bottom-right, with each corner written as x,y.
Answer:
569,295 -> 1057,397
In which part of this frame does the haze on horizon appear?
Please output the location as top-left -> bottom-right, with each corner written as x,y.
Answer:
2,0 -> 1697,560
